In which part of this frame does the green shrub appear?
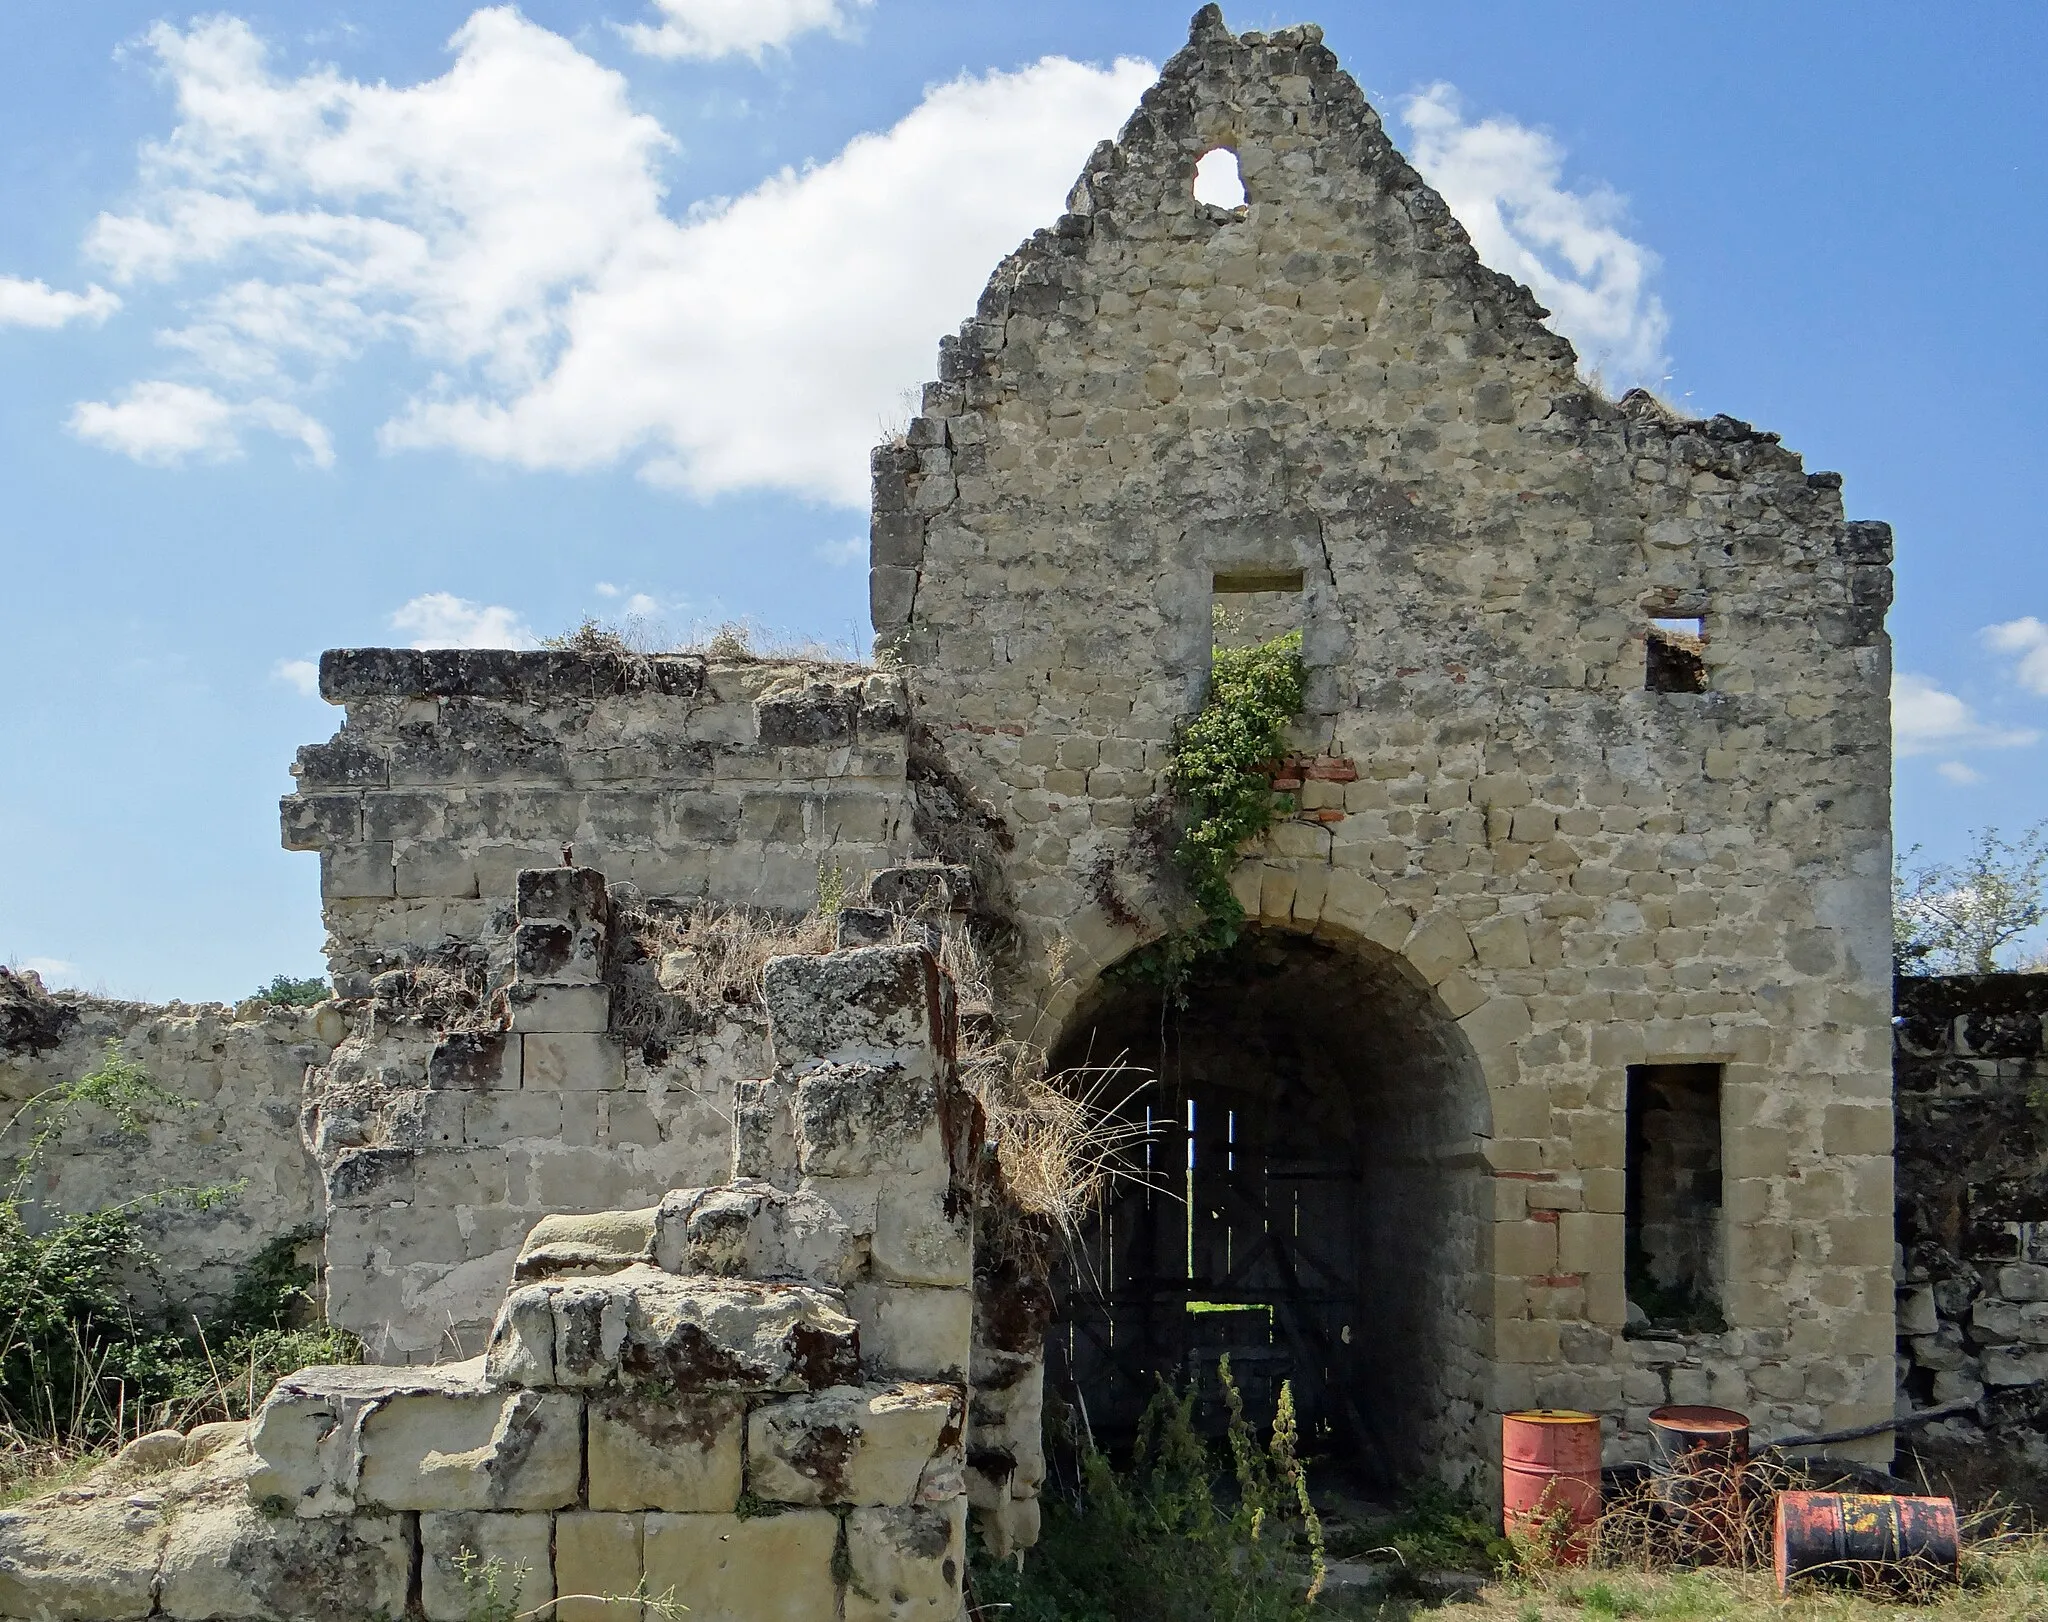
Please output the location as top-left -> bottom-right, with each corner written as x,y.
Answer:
0,1045 -> 357,1448
972,1358 -> 1324,1621
1115,629 -> 1305,997
250,974 -> 328,1008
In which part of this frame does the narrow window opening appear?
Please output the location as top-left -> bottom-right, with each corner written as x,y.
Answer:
1192,147 -> 1247,210
1213,568 -> 1303,651
1645,615 -> 1707,693
1625,1063 -> 1725,1333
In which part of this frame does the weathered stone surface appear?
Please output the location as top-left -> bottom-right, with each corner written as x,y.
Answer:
248,1360 -> 492,1516
588,1392 -> 743,1512
488,1267 -> 860,1393
419,1511 -> 555,1622
641,1509 -> 840,1622
852,1284 -> 972,1380
794,1064 -> 942,1178
747,1382 -> 963,1506
157,1498 -> 412,1622
871,1178 -> 970,1287
654,1181 -> 860,1283
356,1389 -> 581,1511
515,1206 -> 658,1281
0,1495 -> 166,1621
844,1500 -> 967,1622
555,1512 -> 644,1622
764,947 -> 942,1071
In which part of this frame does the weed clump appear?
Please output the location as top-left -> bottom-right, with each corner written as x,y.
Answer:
973,1360 -> 1324,1621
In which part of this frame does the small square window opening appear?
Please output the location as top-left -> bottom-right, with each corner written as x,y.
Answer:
1646,615 -> 1707,693
1213,568 -> 1303,651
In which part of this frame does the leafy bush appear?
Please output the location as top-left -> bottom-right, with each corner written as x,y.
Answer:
1895,824 -> 2048,974
250,974 -> 328,1008
972,1358 -> 1324,1621
0,1043 -> 357,1451
1117,629 -> 1305,995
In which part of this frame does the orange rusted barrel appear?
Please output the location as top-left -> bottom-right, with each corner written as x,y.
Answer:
1649,1406 -> 1749,1562
1503,1410 -> 1602,1562
1648,1404 -> 1749,1470
1773,1492 -> 1958,1594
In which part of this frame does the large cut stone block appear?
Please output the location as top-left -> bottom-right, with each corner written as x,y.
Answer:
794,1064 -> 943,1178
748,1382 -> 964,1506
0,1496 -> 166,1621
248,1360 -> 492,1517
654,1181 -> 860,1284
357,1389 -> 582,1511
420,1511 -> 556,1622
508,981 -> 612,1033
642,1510 -> 839,1622
487,1267 -> 860,1393
523,1031 -> 626,1091
556,1512 -> 644,1622
157,1500 -> 412,1622
515,1206 -> 658,1281
589,1392 -> 744,1511
871,1177 -> 970,1287
850,1284 -> 972,1380
764,946 -> 945,1071
844,1501 -> 968,1622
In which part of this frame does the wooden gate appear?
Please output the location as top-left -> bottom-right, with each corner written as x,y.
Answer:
1048,1047 -> 1379,1468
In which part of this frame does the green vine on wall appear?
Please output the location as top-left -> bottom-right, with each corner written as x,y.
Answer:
1115,628 -> 1306,995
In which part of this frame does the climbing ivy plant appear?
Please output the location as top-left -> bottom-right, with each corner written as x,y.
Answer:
1116,628 -> 1306,995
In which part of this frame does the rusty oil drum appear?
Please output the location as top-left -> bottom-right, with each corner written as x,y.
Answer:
1502,1410 -> 1602,1562
1773,1492 -> 1959,1593
1648,1405 -> 1750,1560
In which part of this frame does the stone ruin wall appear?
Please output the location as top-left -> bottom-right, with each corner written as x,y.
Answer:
281,649 -> 919,1360
883,9 -> 1897,1471
0,941 -> 1024,1622
1894,973 -> 2048,1510
0,976 -> 331,1320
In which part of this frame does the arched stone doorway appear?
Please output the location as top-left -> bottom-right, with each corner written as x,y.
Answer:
1046,924 -> 1492,1484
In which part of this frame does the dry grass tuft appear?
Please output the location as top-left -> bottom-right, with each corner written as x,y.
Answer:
965,1039 -> 1154,1240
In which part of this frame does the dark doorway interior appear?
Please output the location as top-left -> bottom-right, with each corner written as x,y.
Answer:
1045,927 -> 1489,1483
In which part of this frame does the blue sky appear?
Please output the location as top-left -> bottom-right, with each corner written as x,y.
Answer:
2,0 -> 2044,1001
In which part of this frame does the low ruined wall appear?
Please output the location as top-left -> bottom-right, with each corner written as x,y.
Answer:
1895,973 -> 2048,1506
283,650 -> 915,990
0,973 -> 331,1316
0,943 -> 991,1622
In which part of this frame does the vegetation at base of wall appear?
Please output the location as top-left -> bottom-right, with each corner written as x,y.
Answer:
1111,628 -> 1305,999
0,1043 -> 360,1476
1895,823 -> 2048,975
249,974 -> 328,1008
971,1358 -> 1325,1622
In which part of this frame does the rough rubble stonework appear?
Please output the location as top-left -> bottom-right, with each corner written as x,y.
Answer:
882,6 -> 1895,1475
0,941 -> 975,1622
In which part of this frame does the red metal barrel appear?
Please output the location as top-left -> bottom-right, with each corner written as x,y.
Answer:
1648,1405 -> 1750,1469
1773,1492 -> 1959,1594
1503,1410 -> 1602,1563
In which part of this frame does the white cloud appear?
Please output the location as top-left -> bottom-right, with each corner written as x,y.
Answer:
15,957 -> 79,985
619,0 -> 872,61
1400,84 -> 1670,389
814,537 -> 865,567
0,276 -> 120,330
1894,672 -> 2039,758
1984,617 -> 2048,696
67,381 -> 334,466
74,11 -> 1152,505
1938,761 -> 1985,785
390,592 -> 538,649
274,657 -> 322,697
594,581 -> 623,599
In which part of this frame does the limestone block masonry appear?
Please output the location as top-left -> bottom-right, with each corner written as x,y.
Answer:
0,943 -> 981,1622
882,6 -> 1897,1475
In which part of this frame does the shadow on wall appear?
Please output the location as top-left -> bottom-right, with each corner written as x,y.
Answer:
1045,925 -> 1491,1486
